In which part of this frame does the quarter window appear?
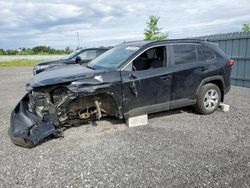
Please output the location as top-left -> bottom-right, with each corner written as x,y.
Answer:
197,45 -> 215,61
173,44 -> 197,65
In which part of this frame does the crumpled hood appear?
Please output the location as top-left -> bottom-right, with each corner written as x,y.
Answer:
27,64 -> 103,89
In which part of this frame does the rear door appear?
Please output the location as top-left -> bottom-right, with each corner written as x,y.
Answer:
169,43 -> 216,107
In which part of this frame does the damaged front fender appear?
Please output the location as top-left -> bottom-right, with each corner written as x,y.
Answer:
10,94 -> 59,148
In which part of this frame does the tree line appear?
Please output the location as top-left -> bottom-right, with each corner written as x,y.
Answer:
0,46 -> 72,55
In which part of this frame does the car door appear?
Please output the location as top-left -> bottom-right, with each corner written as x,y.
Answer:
169,43 -> 215,108
121,46 -> 172,117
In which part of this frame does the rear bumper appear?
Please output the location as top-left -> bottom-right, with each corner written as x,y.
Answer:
10,94 -> 58,148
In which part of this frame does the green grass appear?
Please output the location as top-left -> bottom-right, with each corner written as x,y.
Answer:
0,59 -> 40,67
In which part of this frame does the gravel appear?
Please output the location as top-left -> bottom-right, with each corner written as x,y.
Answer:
0,67 -> 250,187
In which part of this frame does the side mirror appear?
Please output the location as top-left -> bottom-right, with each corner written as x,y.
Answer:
75,56 -> 81,63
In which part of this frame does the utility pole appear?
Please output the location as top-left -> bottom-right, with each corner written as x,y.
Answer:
77,32 -> 80,49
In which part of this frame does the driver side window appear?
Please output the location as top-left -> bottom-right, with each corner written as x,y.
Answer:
132,46 -> 166,71
78,50 -> 97,60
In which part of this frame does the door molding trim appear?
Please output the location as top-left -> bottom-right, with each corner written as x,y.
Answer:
124,101 -> 170,118
170,98 -> 196,109
124,98 -> 196,118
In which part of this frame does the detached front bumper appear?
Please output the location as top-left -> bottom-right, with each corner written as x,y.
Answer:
10,94 -> 58,148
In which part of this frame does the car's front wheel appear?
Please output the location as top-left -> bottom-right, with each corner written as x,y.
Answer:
195,83 -> 221,115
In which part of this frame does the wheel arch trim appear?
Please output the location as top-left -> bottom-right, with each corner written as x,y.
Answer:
196,76 -> 225,101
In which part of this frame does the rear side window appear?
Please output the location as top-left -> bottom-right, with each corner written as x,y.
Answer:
197,45 -> 215,61
173,44 -> 197,65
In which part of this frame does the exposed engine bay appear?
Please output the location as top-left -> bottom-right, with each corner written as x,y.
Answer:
10,84 -> 121,148
36,85 -> 121,123
29,86 -> 111,126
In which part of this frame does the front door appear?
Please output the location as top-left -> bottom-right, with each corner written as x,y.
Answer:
121,46 -> 172,117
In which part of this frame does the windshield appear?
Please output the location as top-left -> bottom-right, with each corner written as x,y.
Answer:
61,50 -> 81,60
88,46 -> 139,70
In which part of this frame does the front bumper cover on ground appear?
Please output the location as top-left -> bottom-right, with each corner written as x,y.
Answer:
10,94 -> 59,148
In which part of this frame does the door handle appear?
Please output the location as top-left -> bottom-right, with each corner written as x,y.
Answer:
161,75 -> 171,80
199,67 -> 208,72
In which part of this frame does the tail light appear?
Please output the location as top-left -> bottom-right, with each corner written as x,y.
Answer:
229,59 -> 235,67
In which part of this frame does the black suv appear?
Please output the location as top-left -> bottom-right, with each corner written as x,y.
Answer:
10,39 -> 233,147
33,48 -> 108,74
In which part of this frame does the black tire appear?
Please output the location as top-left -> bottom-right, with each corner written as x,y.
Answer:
195,83 -> 221,115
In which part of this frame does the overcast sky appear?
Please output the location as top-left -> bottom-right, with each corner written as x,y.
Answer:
1,0 -> 250,49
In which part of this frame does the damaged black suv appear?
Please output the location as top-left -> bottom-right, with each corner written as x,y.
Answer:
10,39 -> 233,148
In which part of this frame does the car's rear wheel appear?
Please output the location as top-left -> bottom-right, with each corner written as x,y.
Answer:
195,83 -> 221,114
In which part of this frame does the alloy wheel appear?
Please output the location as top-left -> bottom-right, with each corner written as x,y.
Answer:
203,89 -> 219,111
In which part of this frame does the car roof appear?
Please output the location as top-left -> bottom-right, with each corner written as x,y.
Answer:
120,39 -> 209,48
